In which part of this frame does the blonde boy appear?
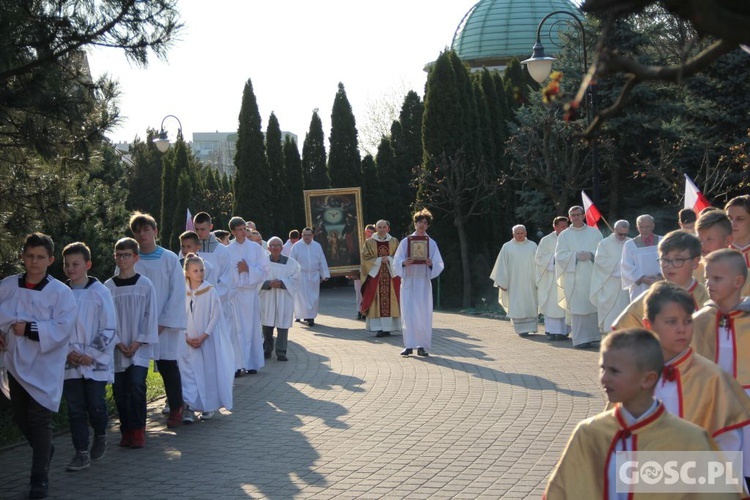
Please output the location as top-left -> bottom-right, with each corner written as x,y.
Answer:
613,230 -> 708,330
692,248 -> 750,482
545,329 -> 735,499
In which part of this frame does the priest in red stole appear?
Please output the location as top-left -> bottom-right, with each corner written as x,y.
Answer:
360,220 -> 401,338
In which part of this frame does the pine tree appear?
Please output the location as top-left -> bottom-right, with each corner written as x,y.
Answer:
159,147 -> 177,250
171,171 -> 192,251
163,135 -> 190,250
302,110 -> 329,189
266,112 -> 291,237
374,138 -> 401,233
283,136 -> 305,230
233,78 -> 270,222
327,82 -> 362,188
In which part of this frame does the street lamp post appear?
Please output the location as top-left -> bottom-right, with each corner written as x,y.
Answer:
521,10 -> 600,205
153,114 -> 183,153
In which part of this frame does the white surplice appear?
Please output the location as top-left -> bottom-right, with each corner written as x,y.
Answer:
226,238 -> 269,371
555,225 -> 602,346
590,234 -> 631,333
180,282 -> 234,412
290,240 -> 330,320
621,236 -> 661,301
197,239 -> 231,305
105,274 -> 159,372
393,233 -> 444,350
259,255 -> 301,329
490,238 -> 538,332
134,246 -> 187,360
0,274 -> 78,411
535,231 -> 567,335
65,278 -> 118,383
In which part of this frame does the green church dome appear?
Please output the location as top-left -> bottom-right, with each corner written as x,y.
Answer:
452,0 -> 581,68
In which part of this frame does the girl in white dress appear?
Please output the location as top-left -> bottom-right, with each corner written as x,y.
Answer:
179,254 -> 234,421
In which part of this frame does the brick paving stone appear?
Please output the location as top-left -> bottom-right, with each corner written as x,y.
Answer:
0,287 -> 603,499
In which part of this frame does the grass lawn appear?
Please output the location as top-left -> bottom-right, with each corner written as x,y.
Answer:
0,362 -> 165,448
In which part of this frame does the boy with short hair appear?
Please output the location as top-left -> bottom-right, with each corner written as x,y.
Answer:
225,216 -> 269,375
692,248 -> 750,484
644,281 -> 750,452
214,230 -> 231,246
129,211 -> 187,427
61,242 -> 117,471
180,230 -> 216,285
105,237 -> 158,449
725,195 -> 750,296
695,210 -> 733,286
613,230 -> 708,330
0,233 -> 78,499
545,328 -> 737,499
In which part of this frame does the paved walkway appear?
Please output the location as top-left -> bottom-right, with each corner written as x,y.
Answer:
0,287 -> 604,499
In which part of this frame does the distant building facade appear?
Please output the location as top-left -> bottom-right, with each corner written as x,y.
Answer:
192,131 -> 298,177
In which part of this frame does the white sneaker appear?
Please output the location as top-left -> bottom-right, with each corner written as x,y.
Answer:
161,405 -> 170,415
200,411 -> 215,420
183,408 -> 195,424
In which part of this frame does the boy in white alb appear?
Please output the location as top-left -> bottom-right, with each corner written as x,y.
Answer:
225,216 -> 269,375
61,242 -> 117,471
129,211 -> 187,427
0,233 -> 77,499
105,237 -> 158,449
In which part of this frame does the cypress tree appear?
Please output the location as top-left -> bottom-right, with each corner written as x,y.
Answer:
233,78 -> 270,222
302,110 -> 329,189
266,112 -> 291,236
283,136 -> 305,230
327,82 -> 362,188
374,137 -> 401,233
360,154 -> 379,223
159,147 -> 177,250
391,91 -> 424,236
171,171 -> 192,251
127,129 -> 162,216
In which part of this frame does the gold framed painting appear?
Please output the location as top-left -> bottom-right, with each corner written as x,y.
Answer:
303,187 -> 364,277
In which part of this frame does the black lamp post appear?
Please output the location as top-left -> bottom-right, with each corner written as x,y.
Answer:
522,10 -> 600,204
153,114 -> 183,153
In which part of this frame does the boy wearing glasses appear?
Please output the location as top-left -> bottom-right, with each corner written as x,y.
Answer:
104,237 -> 157,449
613,230 -> 709,330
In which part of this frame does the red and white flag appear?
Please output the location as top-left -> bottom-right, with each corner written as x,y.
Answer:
185,208 -> 194,231
684,174 -> 711,214
581,191 -> 602,227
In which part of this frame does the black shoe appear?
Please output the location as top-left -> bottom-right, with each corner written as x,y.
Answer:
306,319 -> 315,326
376,331 -> 387,338
234,369 -> 244,378
247,369 -> 258,374
400,348 -> 413,356
90,434 -> 107,461
518,332 -> 530,337
574,342 -> 593,349
295,318 -> 301,323
28,480 -> 48,499
356,312 -> 363,320
277,355 -> 288,362
417,348 -> 429,357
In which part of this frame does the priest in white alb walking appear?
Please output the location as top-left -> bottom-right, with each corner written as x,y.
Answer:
290,227 -> 330,327
490,225 -> 538,337
590,220 -> 631,335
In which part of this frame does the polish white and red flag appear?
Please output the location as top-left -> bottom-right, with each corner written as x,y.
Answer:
581,191 -> 602,227
684,174 -> 711,214
185,208 -> 194,231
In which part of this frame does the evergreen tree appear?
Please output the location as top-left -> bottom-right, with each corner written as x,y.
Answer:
127,129 -> 163,216
159,149 -> 177,250
161,134 -> 189,251
391,91 -> 424,236
503,58 -> 536,113
266,112 -> 291,237
360,154 -> 379,224
170,171 -> 192,251
327,82 -> 362,188
302,110 -> 329,189
374,138 -> 400,232
233,78 -> 270,223
283,136 -> 305,230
